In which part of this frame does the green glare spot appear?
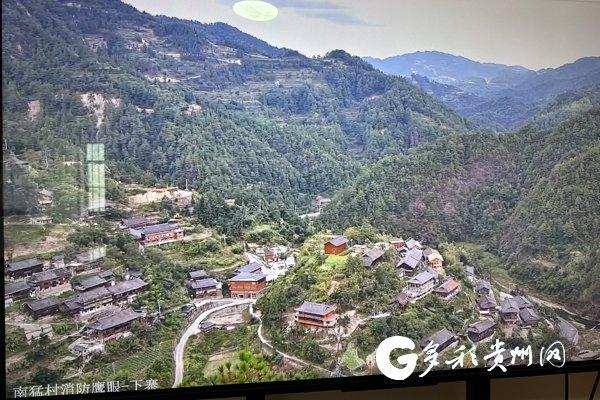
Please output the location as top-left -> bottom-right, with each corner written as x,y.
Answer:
233,0 -> 279,22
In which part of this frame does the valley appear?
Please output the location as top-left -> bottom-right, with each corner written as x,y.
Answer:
2,0 -> 599,396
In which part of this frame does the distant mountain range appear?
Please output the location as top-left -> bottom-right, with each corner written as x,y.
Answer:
364,51 -> 600,131
363,51 -> 533,96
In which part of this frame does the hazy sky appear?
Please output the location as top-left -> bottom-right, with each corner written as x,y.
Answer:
124,0 -> 600,70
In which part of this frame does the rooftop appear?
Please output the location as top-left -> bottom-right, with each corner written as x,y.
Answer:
77,275 -> 108,290
467,319 -> 496,334
421,328 -> 457,348
434,278 -> 460,294
236,262 -> 263,274
139,223 -> 178,235
87,308 -> 142,332
5,281 -> 32,295
190,278 -> 220,290
107,278 -> 148,296
296,301 -> 336,316
228,272 -> 266,282
188,269 -> 209,280
26,296 -> 61,311
6,258 -> 43,272
408,271 -> 436,285
500,298 -> 520,314
327,236 -> 348,247
29,268 -> 70,284
121,216 -> 150,227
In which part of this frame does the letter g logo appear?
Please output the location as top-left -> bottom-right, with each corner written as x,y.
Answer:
376,336 -> 418,381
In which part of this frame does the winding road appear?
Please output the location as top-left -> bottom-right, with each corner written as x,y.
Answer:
249,304 -> 335,376
172,299 -> 254,388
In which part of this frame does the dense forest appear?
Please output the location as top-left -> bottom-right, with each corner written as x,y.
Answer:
319,108 -> 600,316
2,0 -> 467,217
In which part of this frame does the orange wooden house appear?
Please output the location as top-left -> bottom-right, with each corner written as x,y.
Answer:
324,236 -> 348,255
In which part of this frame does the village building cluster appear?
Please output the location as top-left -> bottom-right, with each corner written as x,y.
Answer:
5,248 -> 149,355
313,234 -> 554,354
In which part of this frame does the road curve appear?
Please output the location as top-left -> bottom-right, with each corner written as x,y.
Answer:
249,305 -> 335,376
172,299 -> 254,388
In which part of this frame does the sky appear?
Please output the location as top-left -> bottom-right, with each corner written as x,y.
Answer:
124,0 -> 600,70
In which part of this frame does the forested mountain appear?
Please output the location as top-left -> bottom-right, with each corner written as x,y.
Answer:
2,0 -> 469,217
319,108 -> 600,316
365,52 -> 600,131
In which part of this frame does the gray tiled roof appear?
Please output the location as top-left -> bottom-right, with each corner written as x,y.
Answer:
29,268 -> 70,284
87,308 -> 142,331
467,319 -> 496,334
228,272 -> 266,282
188,269 -> 208,280
513,296 -> 533,310
6,258 -> 43,272
296,301 -> 336,316
78,275 -> 108,290
475,280 -> 491,292
66,286 -> 112,306
107,278 -> 147,296
5,281 -> 32,295
362,248 -> 385,266
408,270 -> 436,285
405,239 -> 422,249
327,236 -> 348,247
139,223 -> 177,235
500,298 -> 520,314
519,307 -> 540,323
26,296 -> 61,311
236,262 -> 263,274
121,216 -> 149,227
190,278 -> 219,290
477,293 -> 497,309
421,328 -> 457,348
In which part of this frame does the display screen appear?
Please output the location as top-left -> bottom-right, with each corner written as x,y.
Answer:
3,0 -> 600,397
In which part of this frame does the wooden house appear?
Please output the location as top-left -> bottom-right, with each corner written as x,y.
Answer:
188,278 -> 223,300
75,270 -> 115,292
433,278 -> 461,301
389,238 -> 406,250
228,272 -> 268,299
396,249 -> 424,276
28,268 -> 71,295
519,307 -> 540,327
24,296 -> 62,319
474,280 -> 492,295
476,292 -> 498,316
5,281 -> 34,305
132,223 -> 184,247
5,258 -> 44,279
62,287 -> 113,317
404,239 -> 422,251
405,270 -> 436,299
499,298 -> 520,324
362,248 -> 385,268
86,308 -> 143,339
69,247 -> 105,275
467,319 -> 496,343
235,262 -> 263,275
120,216 -> 151,229
324,237 -> 348,255
107,278 -> 148,303
295,301 -> 337,328
420,328 -> 459,352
